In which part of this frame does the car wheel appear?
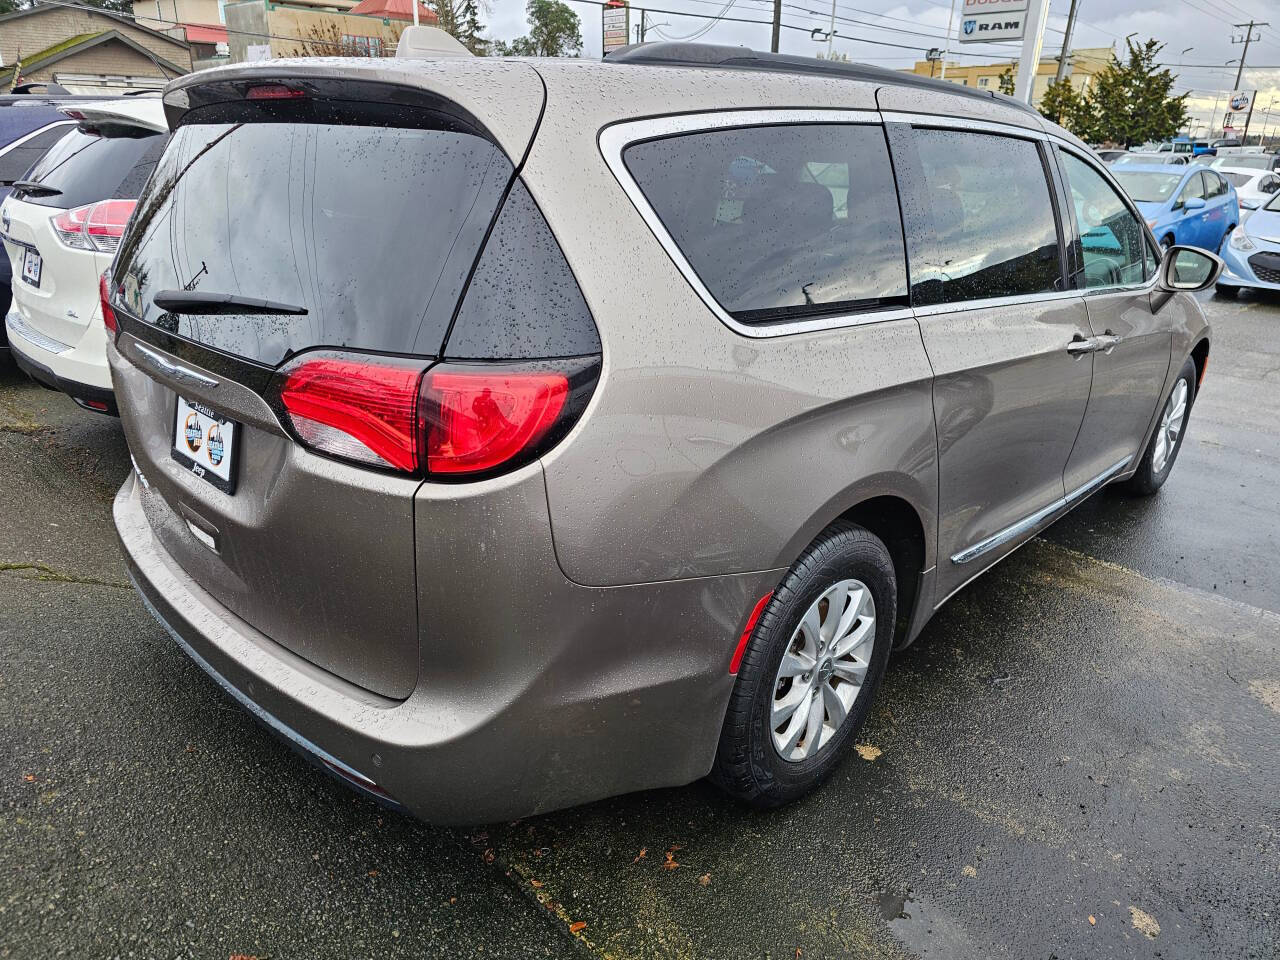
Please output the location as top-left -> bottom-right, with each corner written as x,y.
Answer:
1215,283 -> 1238,299
710,522 -> 895,808
1117,357 -> 1197,496
1161,234 -> 1176,250
1219,226 -> 1236,253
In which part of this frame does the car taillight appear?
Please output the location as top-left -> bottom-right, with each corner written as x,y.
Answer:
276,355 -> 594,479
419,368 -> 569,475
52,199 -> 137,253
246,84 -> 305,100
279,356 -> 424,473
99,272 -> 117,334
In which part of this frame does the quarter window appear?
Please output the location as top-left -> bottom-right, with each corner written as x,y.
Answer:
907,128 -> 1062,305
623,123 -> 908,324
1059,152 -> 1153,288
1180,172 -> 1207,203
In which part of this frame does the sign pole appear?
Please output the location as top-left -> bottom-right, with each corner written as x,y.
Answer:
1013,0 -> 1050,103
940,0 -> 957,80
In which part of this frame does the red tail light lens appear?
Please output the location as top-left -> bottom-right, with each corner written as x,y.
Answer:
420,369 -> 569,476
53,199 -> 137,253
280,357 -> 424,473
99,272 -> 117,334
246,84 -> 305,100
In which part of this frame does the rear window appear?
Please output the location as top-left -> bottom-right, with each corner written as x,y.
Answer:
16,126 -> 166,208
1221,172 -> 1252,188
113,120 -> 512,366
623,123 -> 908,323
1114,170 -> 1183,203
0,122 -> 73,183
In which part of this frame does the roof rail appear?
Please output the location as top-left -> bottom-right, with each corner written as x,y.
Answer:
604,41 -> 1039,116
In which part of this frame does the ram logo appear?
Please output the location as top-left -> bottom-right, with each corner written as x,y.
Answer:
963,19 -> 976,34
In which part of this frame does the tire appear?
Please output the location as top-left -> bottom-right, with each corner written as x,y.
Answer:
1219,226 -> 1236,254
1117,357 -> 1197,496
710,522 -> 896,808
1215,283 -> 1238,299
1161,234 -> 1176,250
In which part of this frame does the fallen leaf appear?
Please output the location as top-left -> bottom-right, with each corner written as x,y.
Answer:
569,921 -> 587,934
795,950 -> 803,958
854,744 -> 882,762
1129,906 -> 1160,939
530,879 -> 544,889
666,844 -> 683,854
449,897 -> 457,905
662,851 -> 680,871
482,848 -> 495,864
367,869 -> 379,877
961,865 -> 977,878
632,847 -> 647,863
698,873 -> 711,886
1088,915 -> 1096,926
22,774 -> 35,783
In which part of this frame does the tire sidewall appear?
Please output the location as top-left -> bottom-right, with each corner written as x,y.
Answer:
1149,360 -> 1197,486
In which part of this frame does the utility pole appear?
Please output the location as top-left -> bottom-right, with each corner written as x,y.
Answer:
1053,0 -> 1081,85
826,0 -> 836,59
940,0 -> 957,80
1231,20 -> 1267,90
771,0 -> 781,52
1014,0 -> 1051,104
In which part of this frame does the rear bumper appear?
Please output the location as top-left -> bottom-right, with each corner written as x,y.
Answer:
6,309 -> 115,413
115,471 -> 781,823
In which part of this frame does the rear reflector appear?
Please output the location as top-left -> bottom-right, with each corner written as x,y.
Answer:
279,356 -> 424,473
729,591 -> 774,674
53,199 -> 137,254
419,368 -> 568,475
99,272 -> 117,334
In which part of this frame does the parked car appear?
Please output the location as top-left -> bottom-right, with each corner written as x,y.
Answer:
1113,164 -> 1239,251
1216,167 -> 1280,219
1208,152 -> 1280,173
1217,192 -> 1280,296
106,41 -> 1219,823
0,105 -> 79,352
1171,137 -> 1214,156
0,98 -> 166,413
1096,148 -> 1128,163
1113,151 -> 1188,166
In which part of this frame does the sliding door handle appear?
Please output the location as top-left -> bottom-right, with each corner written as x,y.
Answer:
1067,335 -> 1097,356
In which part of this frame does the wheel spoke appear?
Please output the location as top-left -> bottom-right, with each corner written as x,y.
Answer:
832,616 -> 874,659
799,604 -> 822,650
772,682 -> 810,726
832,656 -> 868,685
800,688 -> 824,758
830,584 -> 864,645
776,698 -> 808,755
822,681 -> 847,729
821,582 -> 849,643
777,650 -> 816,679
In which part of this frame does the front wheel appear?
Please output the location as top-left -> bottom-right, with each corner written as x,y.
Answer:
1117,357 -> 1197,496
1161,234 -> 1176,251
710,523 -> 896,808
1215,283 -> 1239,299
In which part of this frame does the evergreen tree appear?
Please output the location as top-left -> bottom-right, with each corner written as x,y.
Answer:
492,0 -> 580,57
998,67 -> 1015,96
1039,76 -> 1082,128
1083,39 -> 1189,147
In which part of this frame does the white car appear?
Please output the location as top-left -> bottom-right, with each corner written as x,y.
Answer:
1216,166 -> 1280,221
1113,151 -> 1188,166
1,98 -> 166,414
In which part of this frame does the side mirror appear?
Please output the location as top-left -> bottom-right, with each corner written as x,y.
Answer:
1183,196 -> 1206,211
1158,245 -> 1222,293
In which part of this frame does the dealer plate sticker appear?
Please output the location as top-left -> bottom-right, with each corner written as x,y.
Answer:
172,396 -> 236,490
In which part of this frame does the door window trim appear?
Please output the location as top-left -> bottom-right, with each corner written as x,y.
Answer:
1051,143 -> 1162,296
599,109 -> 914,339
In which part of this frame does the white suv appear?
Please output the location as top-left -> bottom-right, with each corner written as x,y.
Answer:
1,98 -> 166,414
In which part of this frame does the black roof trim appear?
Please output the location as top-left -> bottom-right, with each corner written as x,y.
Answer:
604,41 -> 1039,117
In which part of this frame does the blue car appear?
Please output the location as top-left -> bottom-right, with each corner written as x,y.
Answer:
1217,192 -> 1280,296
1111,164 -> 1239,254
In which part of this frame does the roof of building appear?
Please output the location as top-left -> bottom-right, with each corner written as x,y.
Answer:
347,0 -> 439,23
183,23 -> 228,45
0,3 -> 191,51
0,29 -> 189,84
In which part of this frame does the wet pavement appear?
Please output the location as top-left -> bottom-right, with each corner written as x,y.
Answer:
1,290 -> 1277,958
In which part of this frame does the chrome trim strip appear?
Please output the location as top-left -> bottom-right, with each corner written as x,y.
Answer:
950,457 -> 1130,565
133,342 -> 219,388
599,109 -> 915,339
880,111 -> 1047,141
912,289 -> 1082,316
6,309 -> 71,355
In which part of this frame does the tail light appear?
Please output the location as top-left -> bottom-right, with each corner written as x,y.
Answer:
99,272 -> 117,334
276,354 -> 596,480
52,199 -> 137,253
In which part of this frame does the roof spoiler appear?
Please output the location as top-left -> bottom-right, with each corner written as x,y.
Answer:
395,26 -> 472,59
57,102 -> 167,134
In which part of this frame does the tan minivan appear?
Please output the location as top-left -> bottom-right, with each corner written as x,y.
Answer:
107,41 -> 1219,822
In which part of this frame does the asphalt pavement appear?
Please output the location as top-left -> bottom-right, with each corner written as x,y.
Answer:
1,290 -> 1277,959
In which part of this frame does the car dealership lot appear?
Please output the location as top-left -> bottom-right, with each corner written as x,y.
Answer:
2,291 -> 1277,959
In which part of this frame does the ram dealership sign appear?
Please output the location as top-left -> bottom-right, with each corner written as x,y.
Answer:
960,0 -> 1028,43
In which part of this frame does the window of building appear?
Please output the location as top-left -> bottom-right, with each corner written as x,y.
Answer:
341,34 -> 383,56
977,77 -> 990,88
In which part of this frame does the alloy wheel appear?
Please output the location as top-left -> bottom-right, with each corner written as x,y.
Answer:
1152,377 -> 1189,474
770,579 -> 876,762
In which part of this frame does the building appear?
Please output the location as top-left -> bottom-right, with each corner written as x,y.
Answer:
907,46 -> 1113,107
0,3 -> 192,94
224,0 -> 433,62
132,0 -> 230,69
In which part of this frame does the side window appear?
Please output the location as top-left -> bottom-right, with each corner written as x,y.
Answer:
0,123 -> 72,183
1205,172 -> 1227,198
1180,172 -> 1206,203
1059,152 -> 1151,288
623,123 -> 908,323
1263,176 -> 1280,194
908,128 -> 1062,305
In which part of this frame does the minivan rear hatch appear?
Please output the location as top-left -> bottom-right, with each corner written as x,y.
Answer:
110,65 -> 544,699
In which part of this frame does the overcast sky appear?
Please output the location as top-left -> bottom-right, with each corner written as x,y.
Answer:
483,0 -> 1280,136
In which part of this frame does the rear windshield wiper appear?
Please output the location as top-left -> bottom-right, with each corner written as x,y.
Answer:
11,180 -> 60,196
152,290 -> 308,316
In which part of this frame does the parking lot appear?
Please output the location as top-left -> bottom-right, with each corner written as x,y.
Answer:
1,289 -> 1277,959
